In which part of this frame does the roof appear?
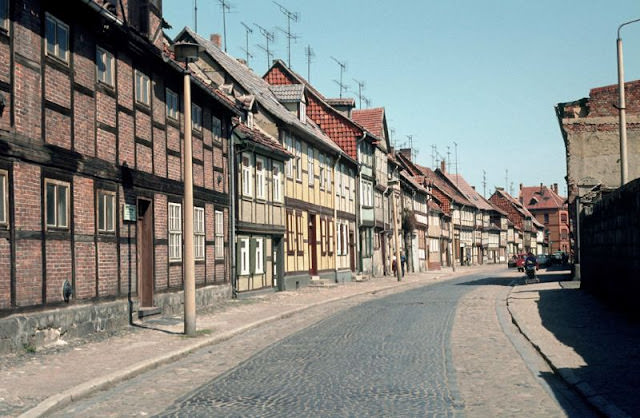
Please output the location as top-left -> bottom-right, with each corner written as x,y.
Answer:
400,170 -> 428,194
269,84 -> 305,103
352,108 -> 385,139
442,173 -> 493,211
177,28 -> 343,156
234,122 -> 292,158
519,185 -> 566,211
326,98 -> 355,107
492,188 -> 536,219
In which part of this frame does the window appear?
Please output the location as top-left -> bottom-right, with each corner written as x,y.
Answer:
255,238 -> 264,274
361,180 -> 373,207
45,179 -> 69,229
360,228 -> 372,257
194,207 -> 205,261
168,203 -> 182,261
1,0 -> 8,30
328,219 -> 334,255
0,170 -> 7,225
212,115 -> 222,141
296,212 -> 304,255
239,237 -> 250,275
286,210 -> 295,255
319,154 -> 325,190
166,89 -> 179,121
192,103 -> 202,132
320,218 -> 326,255
242,154 -> 252,197
256,158 -> 265,200
246,111 -> 254,128
295,140 -> 302,181
273,163 -> 283,203
215,210 -> 224,258
336,221 -> 342,255
349,169 -> 355,201
543,213 -> 549,225
299,102 -> 306,123
307,147 -> 314,186
135,70 -> 150,106
285,135 -> 293,178
97,190 -> 115,233
96,47 -> 115,87
45,14 -> 69,63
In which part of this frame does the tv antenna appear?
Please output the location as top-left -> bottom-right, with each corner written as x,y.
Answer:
254,23 -> 275,67
331,56 -> 347,98
362,97 -> 371,108
446,145 -> 451,171
305,45 -> 315,81
353,79 -> 367,109
390,127 -> 396,149
482,169 -> 487,197
505,169 -> 509,192
240,22 -> 254,65
217,0 -> 233,52
274,1 -> 299,67
453,141 -> 459,186
194,0 -> 198,33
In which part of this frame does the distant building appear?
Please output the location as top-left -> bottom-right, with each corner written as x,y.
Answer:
519,184 -> 569,255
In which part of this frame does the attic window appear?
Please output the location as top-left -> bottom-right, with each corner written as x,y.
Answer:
529,197 -> 538,206
246,111 -> 254,128
299,102 -> 306,123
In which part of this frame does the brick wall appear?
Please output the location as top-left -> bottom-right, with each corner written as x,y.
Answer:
580,178 -> 640,316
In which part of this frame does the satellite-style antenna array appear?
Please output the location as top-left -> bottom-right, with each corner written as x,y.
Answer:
217,0 -> 233,52
330,56 -> 348,98
353,79 -> 369,109
254,23 -> 275,67
240,22 -> 254,65
273,1 -> 299,68
305,45 -> 315,82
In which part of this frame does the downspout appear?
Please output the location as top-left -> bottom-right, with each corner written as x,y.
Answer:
229,120 -> 241,299
333,153 -> 342,282
356,133 -> 367,275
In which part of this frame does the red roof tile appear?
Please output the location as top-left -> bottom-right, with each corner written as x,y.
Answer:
519,185 -> 566,210
352,108 -> 385,138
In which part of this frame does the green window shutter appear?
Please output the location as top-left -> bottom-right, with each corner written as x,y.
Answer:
249,237 -> 257,275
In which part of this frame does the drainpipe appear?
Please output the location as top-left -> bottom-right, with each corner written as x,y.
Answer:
229,121 -> 241,299
333,153 -> 342,282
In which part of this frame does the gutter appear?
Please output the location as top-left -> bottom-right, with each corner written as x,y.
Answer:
79,0 -> 124,26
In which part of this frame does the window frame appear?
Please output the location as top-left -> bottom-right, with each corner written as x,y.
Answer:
166,88 -> 179,121
295,140 -> 302,182
97,189 -> 116,233
239,237 -> 250,275
134,69 -> 150,106
168,202 -> 182,262
192,103 -> 202,132
255,157 -> 266,200
215,210 -> 224,259
307,146 -> 314,187
319,153 -> 325,191
194,206 -> 205,261
254,237 -> 264,274
0,170 -> 7,226
285,135 -> 293,178
211,114 -> 223,141
286,210 -> 295,255
96,46 -> 115,87
273,162 -> 283,203
241,153 -> 253,197
45,179 -> 70,230
296,211 -> 304,256
45,13 -> 69,63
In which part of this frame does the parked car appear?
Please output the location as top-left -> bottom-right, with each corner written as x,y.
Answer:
509,254 -> 527,271
551,251 -> 565,264
508,255 -> 518,268
536,254 -> 550,268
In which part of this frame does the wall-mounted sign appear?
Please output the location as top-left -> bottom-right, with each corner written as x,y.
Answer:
123,204 -> 137,222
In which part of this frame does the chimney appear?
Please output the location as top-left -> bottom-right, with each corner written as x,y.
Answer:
519,183 -> 523,190
440,160 -> 446,173
398,148 -> 412,161
553,183 -> 558,194
210,34 -> 222,49
540,183 -> 543,193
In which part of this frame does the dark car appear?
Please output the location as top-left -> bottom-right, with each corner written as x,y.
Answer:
551,251 -> 565,264
536,254 -> 550,268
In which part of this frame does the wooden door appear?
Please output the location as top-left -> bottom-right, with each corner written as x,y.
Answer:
137,199 -> 154,307
308,215 -> 317,275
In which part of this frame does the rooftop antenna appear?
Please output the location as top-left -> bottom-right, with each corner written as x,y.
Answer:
446,145 -> 451,171
482,170 -> 487,198
194,0 -> 198,33
390,127 -> 396,149
330,56 -> 347,98
274,1 -> 299,68
505,169 -> 509,192
362,96 -> 371,108
454,141 -> 459,186
406,135 -> 417,161
510,181 -> 514,196
217,0 -> 232,52
240,22 -> 254,65
305,45 -> 314,81
353,79 -> 366,109
254,23 -> 275,68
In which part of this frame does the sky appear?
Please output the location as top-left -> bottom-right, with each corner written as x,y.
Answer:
163,1 -> 640,198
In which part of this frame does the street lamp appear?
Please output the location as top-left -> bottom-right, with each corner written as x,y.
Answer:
616,18 -> 640,186
173,41 -> 203,336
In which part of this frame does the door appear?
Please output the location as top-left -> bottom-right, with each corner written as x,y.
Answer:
381,232 -> 387,275
137,198 -> 154,308
308,214 -> 317,275
349,230 -> 356,272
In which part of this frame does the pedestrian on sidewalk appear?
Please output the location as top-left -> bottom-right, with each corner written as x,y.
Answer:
401,253 -> 406,276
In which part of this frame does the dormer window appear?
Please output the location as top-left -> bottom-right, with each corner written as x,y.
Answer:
299,102 -> 306,123
246,111 -> 254,128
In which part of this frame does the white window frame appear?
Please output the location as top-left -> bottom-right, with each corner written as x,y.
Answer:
285,135 -> 293,178
96,46 -> 115,87
97,190 -> 116,233
319,153 -> 325,190
194,206 -> 205,261
255,238 -> 264,274
135,70 -> 150,106
0,170 -> 7,225
242,154 -> 253,197
192,103 -> 202,132
239,237 -> 250,275
168,202 -> 182,261
166,88 -> 179,121
273,163 -> 283,203
45,179 -> 69,229
295,140 -> 302,181
299,102 -> 306,123
307,147 -> 314,186
336,221 -> 342,256
246,111 -> 254,128
215,210 -> 224,259
361,180 -> 373,207
45,14 -> 69,63
256,157 -> 266,200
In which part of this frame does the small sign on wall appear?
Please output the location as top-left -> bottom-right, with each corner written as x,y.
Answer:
123,203 -> 137,222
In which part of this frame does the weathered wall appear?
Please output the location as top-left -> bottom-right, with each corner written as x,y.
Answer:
580,178 -> 640,316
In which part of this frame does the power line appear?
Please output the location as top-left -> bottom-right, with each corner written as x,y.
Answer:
274,1 -> 299,68
330,56 -> 347,98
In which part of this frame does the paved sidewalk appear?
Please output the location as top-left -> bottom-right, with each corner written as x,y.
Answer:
508,271 -> 640,418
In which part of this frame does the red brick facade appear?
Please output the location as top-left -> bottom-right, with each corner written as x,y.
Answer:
0,0 -> 235,313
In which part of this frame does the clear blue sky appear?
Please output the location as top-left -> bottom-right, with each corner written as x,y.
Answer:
164,1 -> 640,198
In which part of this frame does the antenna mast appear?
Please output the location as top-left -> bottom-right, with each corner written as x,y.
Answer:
362,97 -> 371,108
240,22 -> 253,65
330,56 -> 347,98
255,23 -> 275,68
274,1 -> 299,68
505,169 -> 509,192
217,0 -> 232,52
482,170 -> 487,198
194,0 -> 198,33
453,141 -> 459,186
353,79 -> 367,109
305,45 -> 314,81
406,135 -> 415,161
